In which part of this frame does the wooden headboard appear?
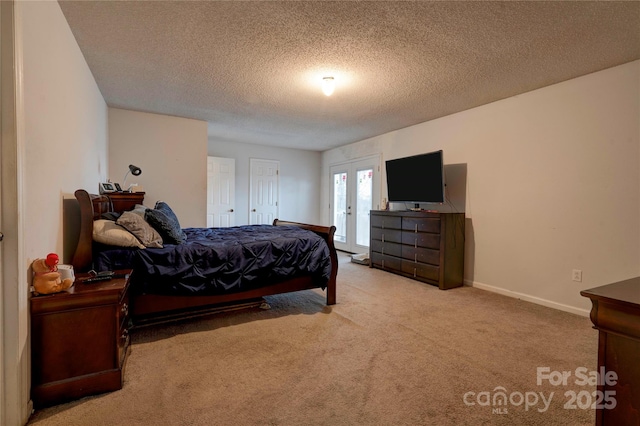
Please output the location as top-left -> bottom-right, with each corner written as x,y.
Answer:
72,189 -> 117,272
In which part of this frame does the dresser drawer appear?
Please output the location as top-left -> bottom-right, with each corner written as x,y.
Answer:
402,217 -> 441,234
402,260 -> 440,282
370,252 -> 402,272
370,240 -> 402,257
401,231 -> 440,249
402,246 -> 440,266
371,214 -> 402,230
371,227 -> 402,244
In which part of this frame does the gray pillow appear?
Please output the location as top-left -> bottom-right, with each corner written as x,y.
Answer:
129,204 -> 147,219
145,202 -> 187,244
116,211 -> 163,248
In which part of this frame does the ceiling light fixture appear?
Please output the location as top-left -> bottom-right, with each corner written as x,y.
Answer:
322,76 -> 335,96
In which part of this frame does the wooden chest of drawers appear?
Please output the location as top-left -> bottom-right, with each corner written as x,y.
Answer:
369,210 -> 465,289
30,270 -> 132,408
581,277 -> 640,425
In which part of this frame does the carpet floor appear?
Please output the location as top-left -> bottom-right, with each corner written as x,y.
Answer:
28,253 -> 597,425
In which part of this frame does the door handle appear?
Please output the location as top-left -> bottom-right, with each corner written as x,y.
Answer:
252,209 -> 256,212
228,209 -> 234,212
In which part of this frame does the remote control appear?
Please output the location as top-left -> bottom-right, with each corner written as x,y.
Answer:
82,275 -> 113,283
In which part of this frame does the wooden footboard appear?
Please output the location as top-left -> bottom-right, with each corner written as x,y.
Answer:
273,219 -> 338,305
71,189 -> 338,325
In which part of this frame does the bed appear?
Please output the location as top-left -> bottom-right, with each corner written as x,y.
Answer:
71,189 -> 338,325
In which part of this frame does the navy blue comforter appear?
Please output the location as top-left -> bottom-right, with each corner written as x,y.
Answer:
94,225 -> 332,296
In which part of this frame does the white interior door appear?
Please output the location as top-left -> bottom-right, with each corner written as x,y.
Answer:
207,156 -> 235,227
250,159 -> 279,225
330,155 -> 381,253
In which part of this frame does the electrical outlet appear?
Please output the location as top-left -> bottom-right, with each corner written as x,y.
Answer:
572,269 -> 582,282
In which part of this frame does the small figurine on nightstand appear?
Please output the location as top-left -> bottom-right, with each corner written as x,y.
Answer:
31,253 -> 73,295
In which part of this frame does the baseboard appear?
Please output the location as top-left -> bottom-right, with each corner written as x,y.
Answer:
464,279 -> 590,317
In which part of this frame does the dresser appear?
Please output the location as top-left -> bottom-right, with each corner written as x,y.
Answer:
581,277 -> 640,425
31,270 -> 132,408
369,210 -> 465,290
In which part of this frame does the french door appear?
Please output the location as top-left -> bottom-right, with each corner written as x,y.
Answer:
330,155 -> 381,253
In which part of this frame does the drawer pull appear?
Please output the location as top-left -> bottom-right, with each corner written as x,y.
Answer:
415,224 -> 418,233
382,234 -> 385,243
414,238 -> 417,248
381,247 -> 384,255
413,268 -> 417,278
414,253 -> 417,262
121,303 -> 129,316
121,329 -> 129,342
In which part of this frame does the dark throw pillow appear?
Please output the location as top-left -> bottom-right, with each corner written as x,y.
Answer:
100,211 -> 121,221
145,201 -> 187,244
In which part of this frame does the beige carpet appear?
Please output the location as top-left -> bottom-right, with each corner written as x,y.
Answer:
28,253 -> 597,425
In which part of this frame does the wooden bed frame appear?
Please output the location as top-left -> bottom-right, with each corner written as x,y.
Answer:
72,189 -> 338,325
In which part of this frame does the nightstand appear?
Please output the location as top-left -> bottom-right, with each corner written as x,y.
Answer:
30,270 -> 132,408
106,192 -> 145,211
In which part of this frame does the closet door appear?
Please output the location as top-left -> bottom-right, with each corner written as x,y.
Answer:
207,156 -> 236,227
249,158 -> 279,225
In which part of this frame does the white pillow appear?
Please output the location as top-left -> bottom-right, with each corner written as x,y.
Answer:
93,219 -> 145,249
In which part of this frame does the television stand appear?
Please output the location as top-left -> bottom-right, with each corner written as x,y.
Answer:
369,210 -> 465,290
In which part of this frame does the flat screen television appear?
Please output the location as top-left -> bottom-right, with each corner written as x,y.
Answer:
385,150 -> 445,208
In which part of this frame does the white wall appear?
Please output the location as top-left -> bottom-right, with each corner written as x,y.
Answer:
23,1 -> 108,258
109,108 -> 208,228
322,60 -> 640,315
208,140 -> 322,225
19,0 -> 109,422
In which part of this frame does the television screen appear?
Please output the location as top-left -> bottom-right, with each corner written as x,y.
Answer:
385,150 -> 444,205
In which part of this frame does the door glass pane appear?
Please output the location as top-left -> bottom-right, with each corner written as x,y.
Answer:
356,168 -> 373,247
333,172 -> 347,243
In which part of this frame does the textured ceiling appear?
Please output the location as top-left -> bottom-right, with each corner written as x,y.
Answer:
59,1 -> 640,151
